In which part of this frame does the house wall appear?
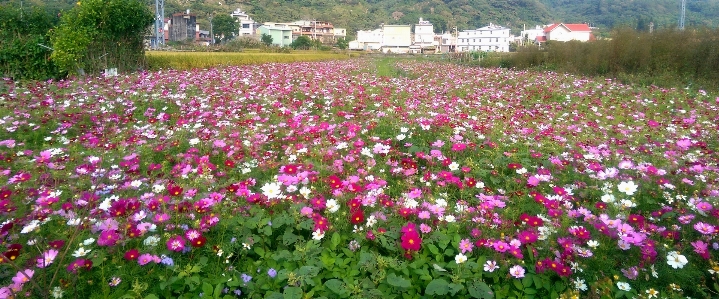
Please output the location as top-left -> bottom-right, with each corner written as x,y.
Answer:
382,25 -> 412,47
259,26 -> 292,47
457,25 -> 510,52
547,26 -> 591,42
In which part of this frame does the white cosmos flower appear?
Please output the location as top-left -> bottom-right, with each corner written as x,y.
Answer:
326,199 -> 339,213
260,182 -> 283,199
617,181 -> 638,196
616,281 -> 631,291
72,247 -> 91,258
666,251 -> 688,269
455,253 -> 468,264
448,162 -> 460,171
312,229 -> 325,240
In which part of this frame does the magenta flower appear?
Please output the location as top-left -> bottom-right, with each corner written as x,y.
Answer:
493,241 -> 509,253
166,235 -> 186,252
97,230 -> 121,246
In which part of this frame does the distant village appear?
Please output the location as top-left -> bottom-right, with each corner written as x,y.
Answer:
154,8 -> 596,53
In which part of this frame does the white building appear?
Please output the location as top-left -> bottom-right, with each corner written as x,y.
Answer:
230,9 -> 257,36
438,32 -> 456,53
413,18 -> 435,51
457,23 -> 511,52
520,25 -> 546,45
350,29 -> 383,50
544,23 -> 593,42
381,25 -> 412,53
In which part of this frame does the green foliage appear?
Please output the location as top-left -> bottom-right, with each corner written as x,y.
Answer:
50,0 -> 153,75
211,14 -> 238,43
336,37 -> 349,50
290,35 -> 313,50
503,28 -> 719,90
261,33 -> 273,46
0,4 -> 61,80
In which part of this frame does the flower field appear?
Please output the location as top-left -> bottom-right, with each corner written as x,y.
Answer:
0,59 -> 718,299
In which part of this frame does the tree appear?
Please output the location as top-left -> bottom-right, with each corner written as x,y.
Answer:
50,0 -> 152,75
212,14 -> 238,43
290,35 -> 312,50
261,33 -> 273,46
336,37 -> 349,50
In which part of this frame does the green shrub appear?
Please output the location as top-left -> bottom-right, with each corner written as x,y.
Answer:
0,5 -> 61,80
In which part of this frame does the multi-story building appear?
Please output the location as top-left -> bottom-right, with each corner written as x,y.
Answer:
413,18 -> 435,51
438,32 -> 456,53
381,24 -> 412,53
350,29 -> 383,50
258,23 -> 293,47
520,25 -> 546,45
169,10 -> 197,42
456,23 -> 511,52
230,9 -> 257,36
289,20 -> 341,44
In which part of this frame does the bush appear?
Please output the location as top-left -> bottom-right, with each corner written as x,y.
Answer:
0,5 -> 61,80
50,0 -> 153,76
504,27 -> 719,90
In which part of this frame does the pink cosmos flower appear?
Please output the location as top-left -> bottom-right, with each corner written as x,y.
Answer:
509,265 -> 525,278
166,235 -> 186,252
694,222 -> 715,235
36,249 -> 59,268
138,254 -> 155,265
458,239 -> 474,253
11,269 -> 34,285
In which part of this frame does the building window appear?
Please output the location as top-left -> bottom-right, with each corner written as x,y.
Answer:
242,24 -> 250,29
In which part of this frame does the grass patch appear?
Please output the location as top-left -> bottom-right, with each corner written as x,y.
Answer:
146,51 -> 359,70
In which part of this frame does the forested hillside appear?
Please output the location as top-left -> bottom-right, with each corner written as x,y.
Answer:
5,0 -> 719,35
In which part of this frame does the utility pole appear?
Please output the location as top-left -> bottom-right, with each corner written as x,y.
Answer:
679,0 -> 686,30
154,0 -> 165,49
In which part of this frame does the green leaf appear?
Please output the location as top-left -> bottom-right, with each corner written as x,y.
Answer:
532,276 -> 542,289
262,225 -> 273,236
386,273 -> 411,288
522,276 -> 533,288
255,246 -> 266,257
202,282 -> 213,296
432,264 -> 447,272
524,288 -> 537,295
427,244 -> 439,255
425,279 -> 449,295
144,295 -> 160,299
448,283 -> 464,295
283,229 -> 299,245
265,291 -> 284,299
331,232 -> 341,250
283,287 -> 302,299
324,279 -> 350,297
513,279 -> 524,290
468,281 -> 494,299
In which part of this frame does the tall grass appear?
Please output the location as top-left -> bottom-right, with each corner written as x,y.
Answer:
506,28 -> 719,90
146,51 -> 359,70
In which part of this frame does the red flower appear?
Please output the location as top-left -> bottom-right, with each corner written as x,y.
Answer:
326,175 -> 342,189
314,216 -> 329,232
124,249 -> 140,261
48,240 -> 65,249
400,231 -> 422,251
224,159 -> 235,168
168,185 -> 183,197
191,236 -> 207,248
350,209 -> 364,225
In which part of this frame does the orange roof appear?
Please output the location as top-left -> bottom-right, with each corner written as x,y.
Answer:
544,23 -> 591,33
536,36 -> 547,42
